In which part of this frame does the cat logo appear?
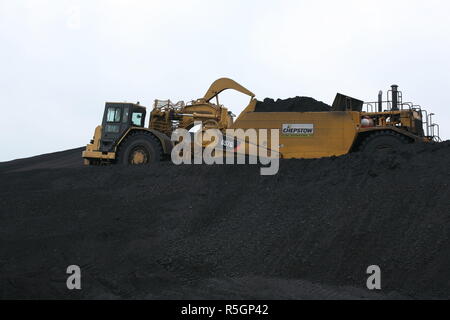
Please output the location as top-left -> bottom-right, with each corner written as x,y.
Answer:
282,124 -> 314,137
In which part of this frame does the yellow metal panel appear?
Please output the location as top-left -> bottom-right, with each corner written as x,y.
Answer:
81,150 -> 116,160
232,111 -> 359,159
203,78 -> 255,102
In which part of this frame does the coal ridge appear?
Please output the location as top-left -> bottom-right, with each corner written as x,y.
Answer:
0,142 -> 449,299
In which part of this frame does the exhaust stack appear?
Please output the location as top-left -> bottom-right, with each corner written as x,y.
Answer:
378,90 -> 383,112
391,85 -> 399,111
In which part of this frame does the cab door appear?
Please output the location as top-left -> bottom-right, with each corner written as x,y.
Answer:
100,103 -> 131,152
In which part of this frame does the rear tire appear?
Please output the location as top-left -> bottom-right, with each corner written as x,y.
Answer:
116,132 -> 163,165
359,131 -> 411,153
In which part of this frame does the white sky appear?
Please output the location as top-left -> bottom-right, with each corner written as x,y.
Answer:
1,0 -> 449,161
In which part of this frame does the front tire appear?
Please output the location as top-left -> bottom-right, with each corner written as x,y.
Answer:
117,132 -> 163,165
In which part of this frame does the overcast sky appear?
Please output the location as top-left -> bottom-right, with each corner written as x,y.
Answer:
1,0 -> 449,161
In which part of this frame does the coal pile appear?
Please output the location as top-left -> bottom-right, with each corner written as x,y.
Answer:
0,147 -> 84,174
0,142 -> 449,299
255,97 -> 331,112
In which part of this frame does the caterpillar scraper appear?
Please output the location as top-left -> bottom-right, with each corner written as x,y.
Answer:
82,78 -> 439,164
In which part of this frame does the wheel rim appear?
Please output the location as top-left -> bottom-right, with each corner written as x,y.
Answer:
129,147 -> 149,165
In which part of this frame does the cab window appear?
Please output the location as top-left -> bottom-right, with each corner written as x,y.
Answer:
105,124 -> 120,133
106,107 -> 121,122
132,112 -> 144,127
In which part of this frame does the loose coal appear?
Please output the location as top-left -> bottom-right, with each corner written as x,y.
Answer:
0,142 -> 449,299
255,97 -> 331,112
0,147 -> 84,174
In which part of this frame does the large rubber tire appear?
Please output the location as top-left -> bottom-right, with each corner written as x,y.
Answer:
359,131 -> 411,153
116,132 -> 163,165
